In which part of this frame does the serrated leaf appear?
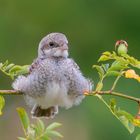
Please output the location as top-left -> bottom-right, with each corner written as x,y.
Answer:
17,107 -> 30,133
0,96 -> 5,115
136,134 -> 140,140
46,122 -> 62,131
46,131 -> 63,138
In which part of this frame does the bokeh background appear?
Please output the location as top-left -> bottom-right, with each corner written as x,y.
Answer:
0,0 -> 140,139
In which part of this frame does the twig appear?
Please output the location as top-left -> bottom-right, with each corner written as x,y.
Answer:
87,90 -> 140,103
0,89 -> 140,105
111,73 -> 122,91
0,90 -> 22,95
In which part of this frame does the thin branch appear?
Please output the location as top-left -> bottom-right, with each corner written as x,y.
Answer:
0,89 -> 140,105
0,90 -> 22,95
111,73 -> 122,91
109,91 -> 140,103
87,90 -> 140,103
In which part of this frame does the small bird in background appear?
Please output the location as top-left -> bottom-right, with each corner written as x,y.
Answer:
12,33 -> 92,119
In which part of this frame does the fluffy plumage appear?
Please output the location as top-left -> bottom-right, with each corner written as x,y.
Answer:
12,33 -> 92,118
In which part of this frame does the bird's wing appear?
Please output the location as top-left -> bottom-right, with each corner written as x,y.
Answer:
29,58 -> 43,73
70,59 -> 80,70
70,58 -> 93,93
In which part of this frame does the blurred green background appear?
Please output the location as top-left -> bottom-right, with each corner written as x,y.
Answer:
0,0 -> 140,139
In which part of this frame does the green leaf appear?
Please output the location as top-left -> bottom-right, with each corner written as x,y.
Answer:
95,95 -> 135,134
108,61 -> 128,71
4,63 -> 15,71
110,98 -> 117,112
117,110 -> 134,121
27,126 -> 36,138
46,131 -> 63,138
1,60 -> 9,70
44,122 -> 63,139
93,65 -> 104,80
106,71 -> 121,77
18,137 -> 27,140
98,55 -> 110,62
40,134 -> 50,140
102,64 -> 109,72
123,54 -> 140,69
14,65 -> 29,76
9,65 -> 29,74
46,122 -> 62,131
102,51 -> 111,56
0,95 -> 5,115
36,119 -> 45,132
0,60 -> 29,79
136,134 -> 140,140
0,63 -> 3,68
118,115 -> 134,133
9,65 -> 23,72
17,107 -> 30,133
33,119 -> 45,136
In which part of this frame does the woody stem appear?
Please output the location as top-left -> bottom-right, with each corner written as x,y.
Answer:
88,90 -> 140,103
0,90 -> 22,95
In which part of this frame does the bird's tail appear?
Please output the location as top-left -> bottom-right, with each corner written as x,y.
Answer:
31,105 -> 58,119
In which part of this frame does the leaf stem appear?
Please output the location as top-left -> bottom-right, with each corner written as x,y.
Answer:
111,73 -> 123,91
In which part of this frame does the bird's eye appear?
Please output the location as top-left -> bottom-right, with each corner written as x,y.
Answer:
49,42 -> 55,47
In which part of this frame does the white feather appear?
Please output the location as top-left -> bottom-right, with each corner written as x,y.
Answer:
35,81 -> 75,109
12,76 -> 28,91
53,50 -> 68,58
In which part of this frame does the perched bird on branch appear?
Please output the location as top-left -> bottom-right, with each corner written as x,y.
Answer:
12,33 -> 92,118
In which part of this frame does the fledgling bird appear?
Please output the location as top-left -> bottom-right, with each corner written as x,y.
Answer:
12,33 -> 92,118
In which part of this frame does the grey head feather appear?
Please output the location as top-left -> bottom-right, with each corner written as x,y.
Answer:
38,32 -> 68,58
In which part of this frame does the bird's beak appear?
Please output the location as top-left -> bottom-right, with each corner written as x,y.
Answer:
60,44 -> 68,51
